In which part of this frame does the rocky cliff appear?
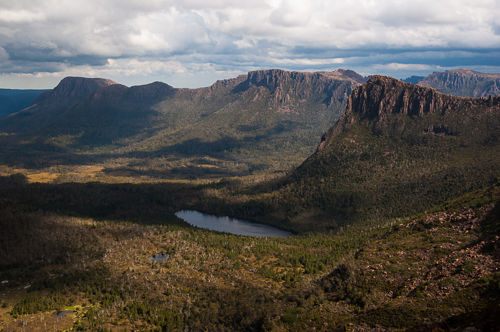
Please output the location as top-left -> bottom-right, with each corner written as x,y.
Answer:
231,69 -> 365,110
318,75 -> 500,150
417,69 -> 500,97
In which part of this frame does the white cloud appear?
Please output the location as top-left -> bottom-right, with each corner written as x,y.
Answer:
273,58 -> 345,66
0,0 -> 499,87
0,9 -> 44,23
373,63 -> 437,71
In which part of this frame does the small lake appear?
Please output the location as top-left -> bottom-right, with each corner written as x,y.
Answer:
150,253 -> 170,263
175,210 -> 291,238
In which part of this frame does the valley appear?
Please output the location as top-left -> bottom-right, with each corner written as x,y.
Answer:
0,69 -> 499,331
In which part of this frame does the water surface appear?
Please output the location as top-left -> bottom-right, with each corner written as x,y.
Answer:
150,253 -> 170,263
175,210 -> 291,238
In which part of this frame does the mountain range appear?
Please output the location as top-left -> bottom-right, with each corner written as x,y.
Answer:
405,69 -> 500,97
205,75 -> 500,232
0,69 -> 365,174
1,68 -> 499,331
0,68 -> 499,178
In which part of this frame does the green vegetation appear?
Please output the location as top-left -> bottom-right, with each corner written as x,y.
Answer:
0,180 -> 498,330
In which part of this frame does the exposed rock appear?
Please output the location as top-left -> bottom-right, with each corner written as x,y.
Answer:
346,75 -> 489,119
235,69 -> 366,109
42,76 -> 118,99
418,69 -> 500,97
318,75 -> 500,150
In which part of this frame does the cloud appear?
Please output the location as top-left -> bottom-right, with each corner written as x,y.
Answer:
0,0 -> 499,88
0,47 -> 8,61
0,9 -> 45,23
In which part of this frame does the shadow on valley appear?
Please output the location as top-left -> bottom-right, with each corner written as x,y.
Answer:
0,174 -> 294,232
1,172 -> 499,331
0,174 -> 197,226
137,121 -> 302,157
0,121 -> 304,177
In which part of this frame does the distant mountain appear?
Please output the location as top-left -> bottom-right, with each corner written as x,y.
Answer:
0,89 -> 47,118
413,69 -> 500,97
0,77 -> 175,144
40,76 -> 118,99
0,69 -> 366,174
235,76 -> 500,231
401,75 -> 425,85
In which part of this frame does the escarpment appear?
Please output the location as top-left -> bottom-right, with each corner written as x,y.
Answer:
418,69 -> 500,97
318,76 -> 500,150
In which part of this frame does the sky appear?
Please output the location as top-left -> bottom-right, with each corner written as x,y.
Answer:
0,0 -> 499,89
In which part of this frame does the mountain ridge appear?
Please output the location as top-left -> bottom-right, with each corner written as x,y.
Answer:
0,69 -> 365,175
318,75 -> 500,150
38,76 -> 119,100
219,75 -> 500,231
410,69 -> 500,97
0,88 -> 47,119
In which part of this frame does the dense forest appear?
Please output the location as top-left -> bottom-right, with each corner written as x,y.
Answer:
0,175 -> 498,330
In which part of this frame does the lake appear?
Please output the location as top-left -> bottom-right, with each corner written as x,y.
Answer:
175,210 -> 291,238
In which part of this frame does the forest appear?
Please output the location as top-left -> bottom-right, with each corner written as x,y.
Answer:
0,173 -> 499,330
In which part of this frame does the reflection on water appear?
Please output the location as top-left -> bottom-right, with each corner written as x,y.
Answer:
150,253 -> 170,263
175,210 -> 291,238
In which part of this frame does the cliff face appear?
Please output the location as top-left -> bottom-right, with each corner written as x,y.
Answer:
235,69 -> 365,109
318,75 -> 500,151
347,75 -> 467,118
418,69 -> 500,97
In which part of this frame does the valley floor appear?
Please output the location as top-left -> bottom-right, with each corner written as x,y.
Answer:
0,179 -> 498,331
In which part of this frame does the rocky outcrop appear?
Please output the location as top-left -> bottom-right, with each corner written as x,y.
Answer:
318,75 -> 500,150
42,77 -> 118,100
418,69 -> 500,97
233,69 -> 366,109
346,75 -> 479,119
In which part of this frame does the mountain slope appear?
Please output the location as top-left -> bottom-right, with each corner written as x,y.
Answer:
119,69 -> 365,169
217,76 -> 500,231
0,88 -> 47,118
0,77 -> 175,145
0,70 -> 365,175
415,69 -> 500,97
